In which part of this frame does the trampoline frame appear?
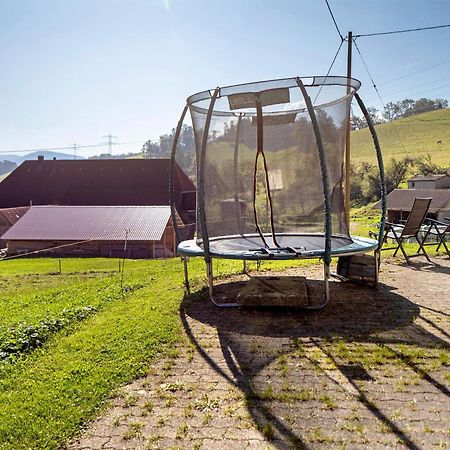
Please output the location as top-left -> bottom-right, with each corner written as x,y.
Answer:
169,76 -> 386,309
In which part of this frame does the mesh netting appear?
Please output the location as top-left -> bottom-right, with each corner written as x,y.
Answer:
184,76 -> 361,254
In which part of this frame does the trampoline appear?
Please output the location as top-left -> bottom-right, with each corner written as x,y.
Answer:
170,76 -> 386,309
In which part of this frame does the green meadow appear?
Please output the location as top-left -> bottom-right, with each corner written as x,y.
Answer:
351,108 -> 450,166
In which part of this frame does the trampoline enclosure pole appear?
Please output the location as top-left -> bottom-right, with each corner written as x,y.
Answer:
296,77 -> 332,308
295,78 -> 332,267
354,93 -> 386,250
198,87 -> 220,264
233,114 -> 243,235
169,104 -> 189,246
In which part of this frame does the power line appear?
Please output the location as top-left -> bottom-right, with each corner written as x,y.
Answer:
102,134 -> 118,155
364,81 -> 450,105
353,39 -> 408,153
355,23 -> 450,38
313,39 -> 345,104
0,140 -> 146,155
359,58 -> 450,91
353,40 -> 384,108
324,0 -> 344,41
363,78 -> 450,103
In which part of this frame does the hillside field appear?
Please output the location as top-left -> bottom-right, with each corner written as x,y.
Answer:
128,108 -> 450,168
351,108 -> 450,166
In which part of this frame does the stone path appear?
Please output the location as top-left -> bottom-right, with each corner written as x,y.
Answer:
70,257 -> 450,449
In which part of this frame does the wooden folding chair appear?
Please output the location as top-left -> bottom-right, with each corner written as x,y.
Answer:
423,218 -> 450,257
379,197 -> 432,264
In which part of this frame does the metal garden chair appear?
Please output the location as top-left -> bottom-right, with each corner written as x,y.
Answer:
378,197 -> 432,264
423,217 -> 450,257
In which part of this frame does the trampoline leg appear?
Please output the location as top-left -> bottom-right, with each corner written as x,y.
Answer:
306,262 -> 330,310
242,259 -> 247,274
324,263 -> 330,306
206,259 -> 239,308
374,250 -> 380,287
206,259 -> 214,301
183,257 -> 190,293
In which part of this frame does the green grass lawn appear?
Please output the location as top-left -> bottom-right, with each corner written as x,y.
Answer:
0,211 -> 444,449
0,256 -> 314,449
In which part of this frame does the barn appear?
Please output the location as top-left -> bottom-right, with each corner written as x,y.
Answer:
1,205 -> 182,258
0,158 -> 196,228
407,174 -> 450,190
374,189 -> 450,223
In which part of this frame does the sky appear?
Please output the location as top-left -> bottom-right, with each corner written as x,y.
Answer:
1,0 -> 450,158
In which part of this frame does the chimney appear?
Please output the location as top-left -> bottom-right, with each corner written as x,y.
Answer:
53,157 -> 56,160
37,155 -> 44,161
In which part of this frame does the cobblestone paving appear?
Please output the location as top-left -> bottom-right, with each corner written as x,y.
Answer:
70,258 -> 450,449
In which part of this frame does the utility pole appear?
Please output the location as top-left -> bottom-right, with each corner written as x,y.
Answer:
345,31 -> 353,229
72,143 -> 77,160
103,133 -> 118,156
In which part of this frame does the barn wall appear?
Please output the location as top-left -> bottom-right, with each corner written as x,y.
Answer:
408,177 -> 450,189
436,177 -> 450,189
6,232 -> 177,259
408,180 -> 438,190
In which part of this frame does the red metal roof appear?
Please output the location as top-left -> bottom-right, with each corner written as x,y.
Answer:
0,159 -> 195,210
2,206 -> 172,241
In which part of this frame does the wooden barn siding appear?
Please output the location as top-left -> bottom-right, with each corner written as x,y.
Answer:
6,228 -> 177,259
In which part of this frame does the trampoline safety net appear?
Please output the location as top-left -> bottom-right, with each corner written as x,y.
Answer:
178,76 -> 362,255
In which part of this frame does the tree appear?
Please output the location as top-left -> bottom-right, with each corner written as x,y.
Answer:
383,102 -> 402,121
350,156 -> 416,205
350,114 -> 365,130
367,107 -> 383,125
415,154 -> 449,176
383,97 -> 448,121
141,140 -> 161,158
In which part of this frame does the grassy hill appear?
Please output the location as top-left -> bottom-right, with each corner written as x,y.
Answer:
0,172 -> 11,182
351,108 -> 450,166
133,108 -> 450,168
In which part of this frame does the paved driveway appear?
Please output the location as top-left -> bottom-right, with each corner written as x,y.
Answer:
71,258 -> 450,449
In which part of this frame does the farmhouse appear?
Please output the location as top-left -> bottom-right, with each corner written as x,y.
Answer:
0,158 -> 196,227
1,205 -> 181,258
375,189 -> 450,223
407,174 -> 450,190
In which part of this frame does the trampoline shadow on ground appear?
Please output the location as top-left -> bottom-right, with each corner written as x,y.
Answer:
180,278 -> 449,449
396,259 -> 450,276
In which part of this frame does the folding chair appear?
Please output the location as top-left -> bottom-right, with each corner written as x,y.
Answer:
423,218 -> 450,257
378,197 -> 432,264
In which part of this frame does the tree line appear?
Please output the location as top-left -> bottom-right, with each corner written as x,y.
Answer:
351,97 -> 448,129
139,100 -> 449,208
